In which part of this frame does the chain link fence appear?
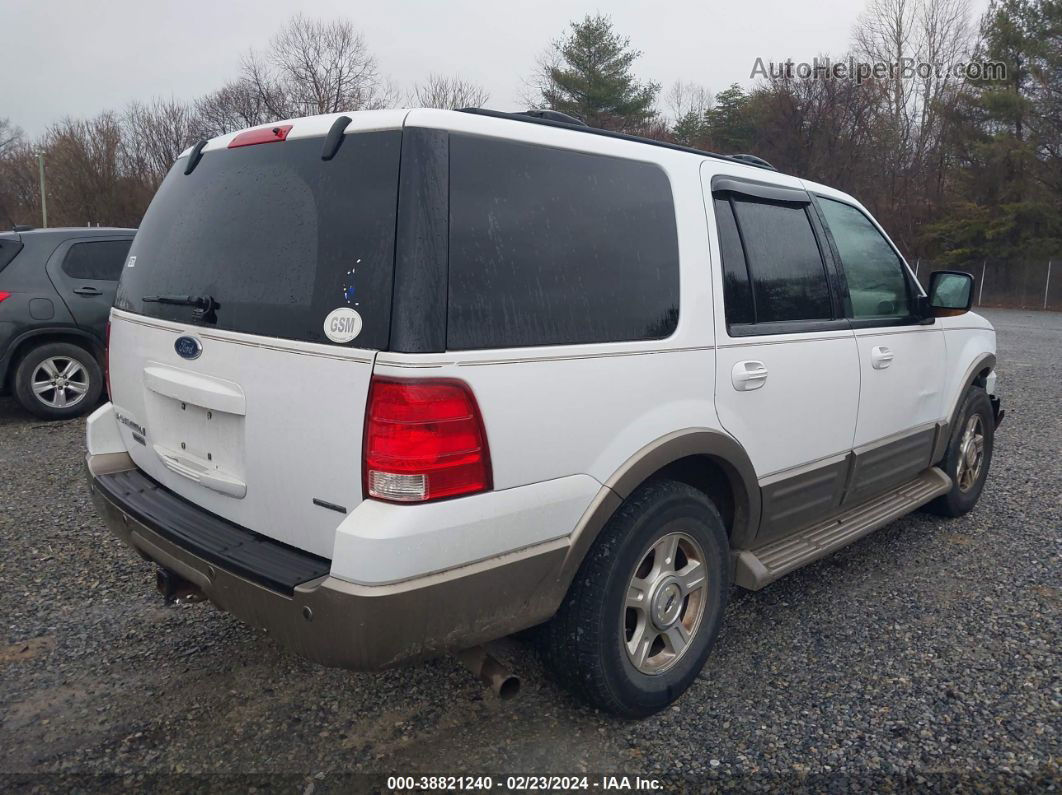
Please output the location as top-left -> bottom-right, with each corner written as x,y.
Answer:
913,259 -> 1061,311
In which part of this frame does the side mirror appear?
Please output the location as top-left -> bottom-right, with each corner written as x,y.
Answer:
928,270 -> 974,317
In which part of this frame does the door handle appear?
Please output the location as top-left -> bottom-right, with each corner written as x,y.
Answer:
871,345 -> 894,369
732,360 -> 768,391
73,286 -> 103,296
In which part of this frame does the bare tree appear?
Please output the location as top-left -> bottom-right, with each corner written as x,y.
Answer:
37,114 -> 152,227
193,79 -> 277,137
0,142 -> 39,228
244,14 -> 395,118
853,0 -> 975,247
125,98 -> 200,186
662,81 -> 713,125
0,118 -> 23,158
409,74 -> 489,109
856,0 -> 919,126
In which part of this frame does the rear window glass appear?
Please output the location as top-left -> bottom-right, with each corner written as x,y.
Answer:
729,198 -> 832,323
713,198 -> 754,326
447,135 -> 680,350
115,131 -> 401,348
62,239 -> 131,281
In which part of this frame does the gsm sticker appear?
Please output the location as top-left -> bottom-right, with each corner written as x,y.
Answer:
323,307 -> 363,343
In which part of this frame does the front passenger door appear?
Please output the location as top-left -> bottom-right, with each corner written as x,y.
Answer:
815,197 -> 947,504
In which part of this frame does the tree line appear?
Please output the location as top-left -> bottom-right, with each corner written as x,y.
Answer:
1,0 -> 1059,265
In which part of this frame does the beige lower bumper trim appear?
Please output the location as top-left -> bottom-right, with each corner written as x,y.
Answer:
87,455 -> 568,669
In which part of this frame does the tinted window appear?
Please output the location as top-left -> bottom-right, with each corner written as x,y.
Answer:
115,131 -> 401,348
61,240 -> 132,281
447,135 -> 679,349
731,198 -> 832,323
712,198 -> 754,325
0,237 -> 23,273
820,198 -> 911,319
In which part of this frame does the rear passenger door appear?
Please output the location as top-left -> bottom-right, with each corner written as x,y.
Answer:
814,196 -> 946,503
705,172 -> 860,542
46,237 -> 132,339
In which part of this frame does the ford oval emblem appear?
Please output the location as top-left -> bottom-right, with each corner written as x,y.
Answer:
174,336 -> 203,360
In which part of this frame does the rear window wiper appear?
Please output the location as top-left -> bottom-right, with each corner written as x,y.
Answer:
142,294 -> 220,323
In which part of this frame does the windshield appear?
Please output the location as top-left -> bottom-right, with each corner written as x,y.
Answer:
115,130 -> 401,348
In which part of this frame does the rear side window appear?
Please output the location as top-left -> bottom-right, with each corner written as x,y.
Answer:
729,198 -> 832,324
62,240 -> 132,281
0,237 -> 23,273
115,131 -> 401,348
713,198 -> 754,326
447,135 -> 679,350
819,198 -> 912,319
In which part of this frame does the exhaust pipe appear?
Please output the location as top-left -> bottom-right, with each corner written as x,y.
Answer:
457,646 -> 520,700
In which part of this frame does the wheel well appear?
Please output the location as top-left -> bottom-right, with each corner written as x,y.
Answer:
6,333 -> 101,389
973,366 -> 992,389
652,455 -> 738,538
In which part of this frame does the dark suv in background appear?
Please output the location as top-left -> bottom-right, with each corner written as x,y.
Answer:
0,227 -> 135,419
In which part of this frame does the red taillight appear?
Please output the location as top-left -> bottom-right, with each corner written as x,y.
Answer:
228,124 -> 293,148
104,319 -> 111,398
363,377 -> 492,503
0,291 -> 10,302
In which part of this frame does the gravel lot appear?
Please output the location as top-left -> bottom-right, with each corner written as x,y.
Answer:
1,308 -> 1058,792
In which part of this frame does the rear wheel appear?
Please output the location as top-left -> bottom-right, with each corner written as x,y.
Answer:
543,479 -> 730,718
13,342 -> 102,420
926,386 -> 994,517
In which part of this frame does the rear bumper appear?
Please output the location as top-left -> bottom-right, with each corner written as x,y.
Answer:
87,453 -> 568,669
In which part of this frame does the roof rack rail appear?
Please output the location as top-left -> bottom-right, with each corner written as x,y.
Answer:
513,109 -> 588,126
454,107 -> 779,171
730,154 -> 777,171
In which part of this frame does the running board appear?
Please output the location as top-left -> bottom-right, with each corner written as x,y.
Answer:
734,467 -> 951,590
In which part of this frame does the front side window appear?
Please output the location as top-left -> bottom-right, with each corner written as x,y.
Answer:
447,135 -> 680,350
62,240 -> 132,281
819,198 -> 911,319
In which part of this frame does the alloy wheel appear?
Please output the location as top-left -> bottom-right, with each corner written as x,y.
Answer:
622,531 -> 708,675
956,413 -> 986,492
31,356 -> 90,409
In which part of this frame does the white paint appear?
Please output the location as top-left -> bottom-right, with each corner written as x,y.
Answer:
97,108 -> 998,585
86,403 -> 126,455
331,475 -> 601,584
107,308 -> 375,559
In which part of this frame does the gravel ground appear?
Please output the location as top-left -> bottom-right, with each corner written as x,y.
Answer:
1,308 -> 1058,792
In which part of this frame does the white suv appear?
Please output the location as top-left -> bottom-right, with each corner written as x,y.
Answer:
86,108 -> 1002,717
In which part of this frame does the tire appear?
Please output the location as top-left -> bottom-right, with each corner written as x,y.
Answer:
13,342 -> 103,420
925,386 -> 995,517
543,479 -> 730,718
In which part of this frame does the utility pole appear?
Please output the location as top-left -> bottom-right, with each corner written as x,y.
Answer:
1045,260 -> 1053,311
37,151 -> 48,228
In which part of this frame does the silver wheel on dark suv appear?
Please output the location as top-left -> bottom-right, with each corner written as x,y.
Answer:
13,342 -> 102,420
30,355 -> 91,410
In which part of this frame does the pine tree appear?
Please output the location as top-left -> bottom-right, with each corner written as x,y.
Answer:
536,14 -> 659,132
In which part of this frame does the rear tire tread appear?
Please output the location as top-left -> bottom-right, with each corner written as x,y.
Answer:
543,479 -> 730,718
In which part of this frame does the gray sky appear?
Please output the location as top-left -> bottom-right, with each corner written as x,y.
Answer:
2,0 -> 986,138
